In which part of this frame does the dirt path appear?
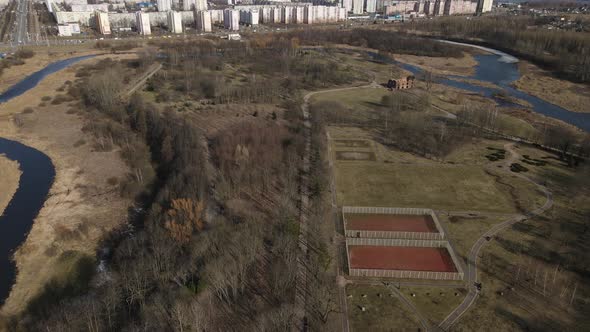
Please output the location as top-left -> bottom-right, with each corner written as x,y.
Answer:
438,142 -> 553,330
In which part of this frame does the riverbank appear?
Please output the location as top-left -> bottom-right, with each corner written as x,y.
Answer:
0,155 -> 20,217
514,61 -> 590,114
0,52 -> 135,315
0,48 -> 101,94
393,51 -> 478,77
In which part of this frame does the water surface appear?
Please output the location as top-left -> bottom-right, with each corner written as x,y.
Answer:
370,50 -> 590,132
0,138 -> 54,305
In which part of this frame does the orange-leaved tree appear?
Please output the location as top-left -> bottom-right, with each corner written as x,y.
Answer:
165,198 -> 205,244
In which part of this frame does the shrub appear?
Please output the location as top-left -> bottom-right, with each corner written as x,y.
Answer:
106,176 -> 119,186
15,49 -> 34,59
73,139 -> 86,147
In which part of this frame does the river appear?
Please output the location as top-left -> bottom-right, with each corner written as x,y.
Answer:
369,47 -> 590,132
0,55 -> 95,306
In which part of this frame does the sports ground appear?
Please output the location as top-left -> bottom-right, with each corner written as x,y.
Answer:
346,213 -> 438,233
348,245 -> 457,272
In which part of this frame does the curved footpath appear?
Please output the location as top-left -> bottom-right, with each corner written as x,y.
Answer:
439,143 -> 553,330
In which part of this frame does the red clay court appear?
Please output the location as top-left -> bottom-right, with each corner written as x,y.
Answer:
348,245 -> 457,272
346,213 -> 438,233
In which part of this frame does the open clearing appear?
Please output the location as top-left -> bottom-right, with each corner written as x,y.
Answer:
514,60 -> 590,114
401,286 -> 467,325
317,49 -> 588,331
394,52 -> 478,77
346,284 -> 422,331
0,155 -> 21,217
334,160 -> 516,212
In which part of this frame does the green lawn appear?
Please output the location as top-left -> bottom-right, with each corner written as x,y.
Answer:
334,161 -> 516,213
312,87 -> 390,112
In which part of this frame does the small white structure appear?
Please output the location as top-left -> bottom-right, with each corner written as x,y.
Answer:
227,33 -> 241,40
136,11 -> 151,35
58,24 -> 73,36
168,10 -> 182,33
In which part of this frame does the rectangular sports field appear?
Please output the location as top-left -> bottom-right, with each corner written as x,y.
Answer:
348,246 -> 457,272
346,213 -> 438,233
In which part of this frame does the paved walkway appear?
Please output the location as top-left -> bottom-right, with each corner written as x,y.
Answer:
439,143 -> 553,330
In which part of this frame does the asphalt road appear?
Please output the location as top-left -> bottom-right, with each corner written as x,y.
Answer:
438,143 -> 554,330
13,0 -> 28,44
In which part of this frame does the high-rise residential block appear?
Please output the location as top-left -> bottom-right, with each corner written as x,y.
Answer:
168,10 -> 182,33
96,11 -> 111,35
195,10 -> 212,32
223,9 -> 239,31
352,0 -> 363,14
136,11 -> 151,35
365,0 -> 376,13
157,0 -> 171,11
476,0 -> 492,13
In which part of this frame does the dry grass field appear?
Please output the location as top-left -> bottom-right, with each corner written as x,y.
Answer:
394,51 -> 478,77
329,133 -> 518,213
0,155 -> 20,217
514,61 -> 590,114
0,53 -> 136,316
346,284 -> 422,331
401,286 -> 467,325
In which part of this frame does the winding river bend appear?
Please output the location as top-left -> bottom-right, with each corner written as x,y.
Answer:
369,44 -> 590,132
0,55 -> 95,305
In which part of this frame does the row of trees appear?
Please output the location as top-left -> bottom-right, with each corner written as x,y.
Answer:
284,28 -> 464,58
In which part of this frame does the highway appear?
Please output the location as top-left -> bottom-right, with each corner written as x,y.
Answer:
13,0 -> 28,44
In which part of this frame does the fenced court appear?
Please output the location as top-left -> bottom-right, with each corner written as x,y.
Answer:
343,206 -> 445,240
343,207 -> 464,281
